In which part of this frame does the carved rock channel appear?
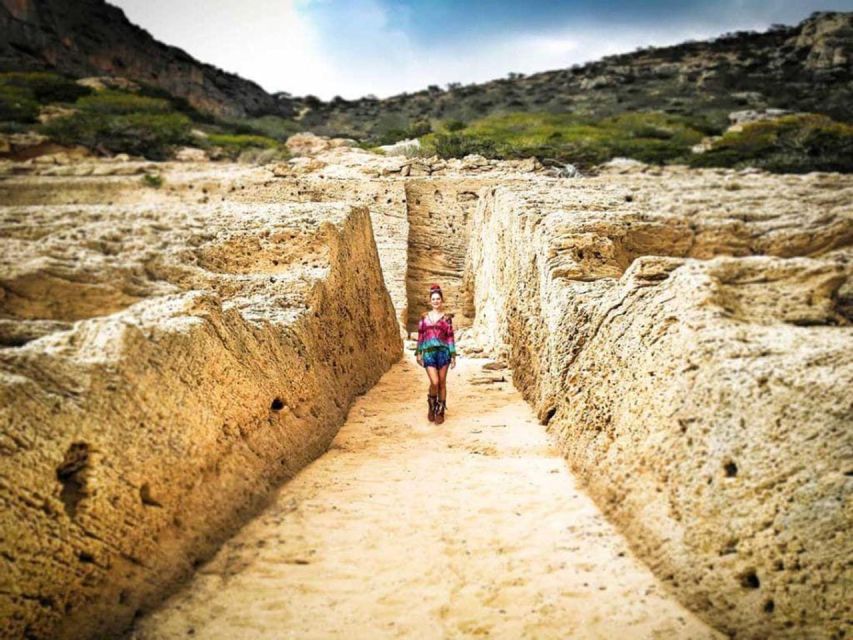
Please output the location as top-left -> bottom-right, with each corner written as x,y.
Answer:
1,153 -> 851,639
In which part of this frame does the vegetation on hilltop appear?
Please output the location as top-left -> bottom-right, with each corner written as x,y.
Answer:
412,110 -> 853,173
1,8 -> 852,174
0,72 -> 292,162
688,114 -> 853,173
418,112 -> 712,167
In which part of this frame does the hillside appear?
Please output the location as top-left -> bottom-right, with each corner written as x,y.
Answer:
0,0 -> 293,118
294,11 -> 852,140
0,5 -> 851,171
2,2 -> 851,132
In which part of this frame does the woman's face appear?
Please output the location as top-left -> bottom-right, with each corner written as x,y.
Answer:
430,292 -> 443,309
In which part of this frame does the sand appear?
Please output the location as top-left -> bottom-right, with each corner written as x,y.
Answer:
131,349 -> 722,640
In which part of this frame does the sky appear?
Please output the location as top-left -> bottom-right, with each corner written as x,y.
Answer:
112,0 -> 853,100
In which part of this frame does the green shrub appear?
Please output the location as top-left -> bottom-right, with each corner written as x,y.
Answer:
444,119 -> 467,132
204,133 -> 283,160
142,173 -> 164,188
375,119 -> 434,145
0,72 -> 92,122
135,85 -> 209,121
0,84 -> 39,122
0,72 -> 90,107
0,120 -> 31,134
408,119 -> 432,137
220,115 -> 302,141
236,146 -> 292,164
422,132 -> 500,159
41,111 -> 193,159
206,133 -> 279,149
689,114 -> 853,173
423,111 -> 708,166
75,90 -> 172,114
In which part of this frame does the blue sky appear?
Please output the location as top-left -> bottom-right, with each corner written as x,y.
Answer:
113,0 -> 853,99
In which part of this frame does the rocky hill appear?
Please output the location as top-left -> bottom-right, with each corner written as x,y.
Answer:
297,11 -> 852,139
0,0 -> 293,118
1,2 -> 850,137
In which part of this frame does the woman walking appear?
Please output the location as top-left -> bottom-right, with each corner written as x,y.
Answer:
416,284 -> 456,424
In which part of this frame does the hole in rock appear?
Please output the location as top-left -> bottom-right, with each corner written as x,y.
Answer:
720,538 -> 738,556
541,407 -> 557,426
78,551 -> 95,563
0,335 -> 36,347
271,397 -> 285,411
724,461 -> 738,477
56,442 -> 90,519
764,599 -> 775,613
140,483 -> 163,508
740,570 -> 761,589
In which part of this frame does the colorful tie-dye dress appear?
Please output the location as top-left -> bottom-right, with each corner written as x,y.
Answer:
416,313 -> 456,368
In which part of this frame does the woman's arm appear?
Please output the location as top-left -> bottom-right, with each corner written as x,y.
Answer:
416,317 -> 425,362
445,316 -> 457,367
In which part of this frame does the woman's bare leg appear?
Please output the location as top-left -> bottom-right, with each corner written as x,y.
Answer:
425,366 -> 440,396
437,365 -> 449,401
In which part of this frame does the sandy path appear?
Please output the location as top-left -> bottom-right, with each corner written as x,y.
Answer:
132,350 -> 721,640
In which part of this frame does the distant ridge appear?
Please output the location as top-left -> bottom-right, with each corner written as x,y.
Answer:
292,11 -> 852,138
1,2 -> 850,136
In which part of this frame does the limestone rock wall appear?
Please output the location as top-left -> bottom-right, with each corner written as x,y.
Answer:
0,161 -> 540,337
403,179 -> 485,330
0,201 -> 401,639
231,177 -> 412,335
0,166 -> 413,333
464,170 -> 853,638
4,153 -> 852,639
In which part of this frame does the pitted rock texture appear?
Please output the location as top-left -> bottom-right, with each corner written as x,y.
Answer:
0,150 -> 550,335
404,178 -> 486,331
232,176 -> 412,335
0,201 -> 401,640
464,171 -> 853,638
2,152 -> 852,640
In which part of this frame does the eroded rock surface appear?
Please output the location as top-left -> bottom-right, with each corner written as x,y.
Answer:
2,151 -> 852,640
0,150 -> 550,333
0,200 -> 401,639
464,171 -> 853,638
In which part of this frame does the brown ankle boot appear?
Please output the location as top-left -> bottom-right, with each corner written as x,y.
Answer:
434,399 -> 445,424
427,394 -> 437,422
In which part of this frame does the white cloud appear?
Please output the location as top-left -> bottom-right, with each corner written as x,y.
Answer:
313,22 -> 731,99
111,0 -> 839,100
114,0 -> 334,95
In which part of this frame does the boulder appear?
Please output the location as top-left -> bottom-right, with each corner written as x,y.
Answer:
286,132 -> 333,156
378,138 -> 421,156
174,147 -> 210,162
76,76 -> 142,92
